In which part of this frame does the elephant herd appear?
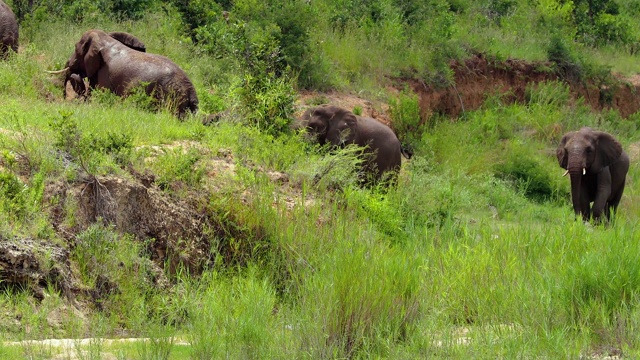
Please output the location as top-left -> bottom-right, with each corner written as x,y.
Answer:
0,1 -> 631,223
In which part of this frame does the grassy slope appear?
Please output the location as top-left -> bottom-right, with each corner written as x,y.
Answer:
1,4 -> 640,360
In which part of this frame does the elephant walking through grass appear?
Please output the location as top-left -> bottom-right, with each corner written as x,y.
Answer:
556,127 -> 629,222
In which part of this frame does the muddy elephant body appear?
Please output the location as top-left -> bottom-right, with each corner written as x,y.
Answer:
62,30 -> 198,117
300,105 -> 411,183
0,1 -> 18,58
556,127 -> 629,222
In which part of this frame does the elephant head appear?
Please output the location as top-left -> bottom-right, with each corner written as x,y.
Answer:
556,127 -> 629,221
302,105 -> 358,146
299,104 -> 409,185
65,30 -> 146,89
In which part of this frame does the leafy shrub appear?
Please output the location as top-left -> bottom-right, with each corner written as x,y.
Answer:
570,0 -> 632,46
49,111 -> 129,173
484,0 -> 518,23
233,72 -> 296,136
0,171 -> 27,219
592,12 -> 631,45
152,148 -> 205,191
88,132 -> 134,168
547,34 -> 584,82
389,88 -> 422,143
12,0 -> 157,22
494,145 -> 555,203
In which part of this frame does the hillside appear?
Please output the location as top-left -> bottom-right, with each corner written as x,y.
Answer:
1,1 -> 640,359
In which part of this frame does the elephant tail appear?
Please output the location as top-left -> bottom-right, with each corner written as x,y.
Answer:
186,87 -> 199,113
401,144 -> 413,159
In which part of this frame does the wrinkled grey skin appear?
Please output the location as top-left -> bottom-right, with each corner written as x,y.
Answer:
299,104 -> 411,183
0,0 -> 18,58
556,127 -> 630,222
64,30 -> 198,117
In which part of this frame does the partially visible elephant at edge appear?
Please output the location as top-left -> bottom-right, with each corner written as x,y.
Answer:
0,0 -> 18,58
51,29 -> 198,118
556,127 -> 630,222
299,104 -> 412,184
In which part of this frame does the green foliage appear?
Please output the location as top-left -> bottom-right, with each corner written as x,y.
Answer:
494,144 -> 556,203
0,171 -> 28,219
72,224 -> 158,326
49,110 -> 133,173
186,269 -> 278,359
233,72 -> 296,136
88,132 -> 134,168
563,227 -> 640,345
151,147 -> 205,191
567,0 -> 633,46
296,145 -> 364,191
195,17 -> 297,135
11,0 -> 157,22
547,34 -> 585,81
389,88 -> 422,143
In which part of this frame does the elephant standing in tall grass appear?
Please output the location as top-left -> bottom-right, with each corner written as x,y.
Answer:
556,127 -> 629,222
299,104 -> 412,184
0,0 -> 18,58
50,30 -> 198,118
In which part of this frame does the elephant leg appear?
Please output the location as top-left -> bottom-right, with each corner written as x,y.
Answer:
592,171 -> 613,221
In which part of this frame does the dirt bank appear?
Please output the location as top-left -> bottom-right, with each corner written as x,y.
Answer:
407,53 -> 640,120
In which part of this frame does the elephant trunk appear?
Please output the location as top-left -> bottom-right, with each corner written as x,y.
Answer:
567,154 -> 586,218
569,172 -> 583,217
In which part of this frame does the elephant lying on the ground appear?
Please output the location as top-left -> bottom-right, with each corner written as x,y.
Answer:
0,1 -> 18,58
299,105 -> 412,184
50,30 -> 198,118
556,127 -> 629,222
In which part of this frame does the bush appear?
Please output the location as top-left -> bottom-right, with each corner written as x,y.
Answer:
0,171 -> 27,219
151,147 -> 205,191
494,145 -> 555,203
12,0 -> 158,22
547,34 -> 584,82
389,88 -> 422,143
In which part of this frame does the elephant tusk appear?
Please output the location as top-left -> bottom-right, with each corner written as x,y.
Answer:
562,170 -> 569,177
46,67 -> 69,75
583,168 -> 586,175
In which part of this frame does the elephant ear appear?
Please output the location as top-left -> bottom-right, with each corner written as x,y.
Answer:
80,31 -> 104,78
325,106 -> 357,146
556,133 -> 571,169
592,131 -> 623,171
108,32 -> 146,52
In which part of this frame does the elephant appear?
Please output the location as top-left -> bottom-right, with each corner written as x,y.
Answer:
0,0 -> 18,58
299,104 -> 412,184
50,30 -> 198,118
556,127 -> 630,222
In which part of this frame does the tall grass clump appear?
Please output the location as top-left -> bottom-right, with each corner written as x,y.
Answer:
563,223 -> 640,346
186,269 -> 279,359
296,220 -> 422,358
72,224 -> 159,331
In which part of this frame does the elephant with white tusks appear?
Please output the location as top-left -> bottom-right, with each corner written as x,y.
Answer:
556,127 -> 630,223
298,104 -> 412,185
48,29 -> 198,118
0,0 -> 18,58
